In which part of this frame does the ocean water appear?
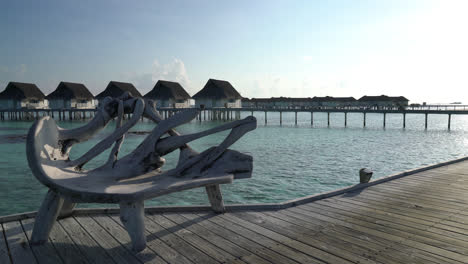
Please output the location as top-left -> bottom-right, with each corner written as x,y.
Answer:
1,111 -> 468,216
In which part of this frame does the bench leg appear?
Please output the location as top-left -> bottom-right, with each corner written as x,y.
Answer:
206,184 -> 225,213
31,190 -> 64,244
119,200 -> 146,252
58,198 -> 76,219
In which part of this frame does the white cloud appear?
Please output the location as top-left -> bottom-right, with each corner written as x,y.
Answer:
152,58 -> 191,90
118,58 -> 192,95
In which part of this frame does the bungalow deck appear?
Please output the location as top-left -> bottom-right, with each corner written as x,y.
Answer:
1,158 -> 468,263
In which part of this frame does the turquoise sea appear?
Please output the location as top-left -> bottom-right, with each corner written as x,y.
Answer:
1,111 -> 468,216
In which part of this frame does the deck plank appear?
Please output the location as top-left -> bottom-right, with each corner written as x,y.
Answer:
0,223 -> 12,264
233,211 -> 378,264
21,218 -> 63,264
203,212 -> 329,264
92,215 -> 168,264
322,197 -> 468,243
174,212 -> 313,264
343,190 -> 468,226
58,217 -> 115,264
105,214 -> 194,264
149,213 -> 251,264
272,208 -> 440,264
262,210 -> 418,264
295,204 -> 468,263
287,206 -> 463,264
122,214 -> 219,264
3,221 -> 37,264
221,212 -> 355,264
48,219 -> 89,264
74,216 -> 143,264
312,199 -> 468,251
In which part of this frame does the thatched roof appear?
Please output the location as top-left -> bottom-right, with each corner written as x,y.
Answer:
244,96 -> 356,103
359,95 -> 409,102
47,82 -> 94,100
95,81 -> 142,99
144,80 -> 191,100
312,96 -> 356,102
193,79 -> 242,100
0,82 -> 45,100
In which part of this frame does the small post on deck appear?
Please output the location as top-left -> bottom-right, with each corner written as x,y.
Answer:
344,112 -> 347,127
403,113 -> 406,128
363,112 -> 366,127
295,111 -> 298,125
448,114 -> 451,130
359,168 -> 373,183
279,111 -> 282,125
264,111 -> 267,124
425,113 -> 428,130
311,112 -> 313,126
327,112 -> 330,127
383,113 -> 386,128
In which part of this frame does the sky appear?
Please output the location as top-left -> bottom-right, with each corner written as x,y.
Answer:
1,0 -> 467,103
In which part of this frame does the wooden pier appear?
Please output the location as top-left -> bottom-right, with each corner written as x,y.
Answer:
2,107 -> 468,129
2,157 -> 468,263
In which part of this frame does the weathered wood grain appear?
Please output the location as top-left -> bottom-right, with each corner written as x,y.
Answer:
73,216 -> 143,264
91,215 -> 167,264
233,211 -> 378,264
58,217 -> 114,264
107,215 -> 192,264
186,212 -> 327,264
0,223 -> 12,264
174,212 -> 300,264
149,213 -> 250,264
221,212 -> 354,263
47,219 -> 89,264
132,214 -> 218,264
3,221 -> 37,264
21,218 -> 63,264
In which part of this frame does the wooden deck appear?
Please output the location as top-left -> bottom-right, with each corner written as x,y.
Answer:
2,160 -> 468,263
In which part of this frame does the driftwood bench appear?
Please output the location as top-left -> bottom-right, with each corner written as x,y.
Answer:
26,94 -> 256,252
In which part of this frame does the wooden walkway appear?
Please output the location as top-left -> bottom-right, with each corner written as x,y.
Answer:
2,160 -> 468,263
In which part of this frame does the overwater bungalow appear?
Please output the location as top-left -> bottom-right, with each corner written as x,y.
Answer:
245,97 -> 313,109
193,79 -> 242,108
242,96 -> 357,109
358,95 -> 409,109
311,96 -> 357,108
143,80 -> 191,108
95,81 -> 142,103
47,82 -> 97,109
0,82 -> 49,109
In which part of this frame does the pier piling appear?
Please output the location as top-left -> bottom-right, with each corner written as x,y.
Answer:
363,112 -> 366,127
448,114 -> 452,130
344,112 -> 347,127
403,113 -> 406,128
425,113 -> 428,129
383,113 -> 386,128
